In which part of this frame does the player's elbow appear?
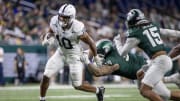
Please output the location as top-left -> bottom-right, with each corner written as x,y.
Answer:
87,64 -> 103,76
169,45 -> 180,58
136,69 -> 144,80
93,71 -> 102,77
91,69 -> 103,77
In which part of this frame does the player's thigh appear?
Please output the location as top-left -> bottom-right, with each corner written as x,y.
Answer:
44,50 -> 64,78
142,64 -> 167,88
153,81 -> 170,99
142,55 -> 172,87
154,55 -> 172,72
69,61 -> 84,87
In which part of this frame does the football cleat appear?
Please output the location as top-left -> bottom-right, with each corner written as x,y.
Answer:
96,86 -> 105,101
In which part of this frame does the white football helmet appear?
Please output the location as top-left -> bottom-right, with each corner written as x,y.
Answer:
58,4 -> 76,27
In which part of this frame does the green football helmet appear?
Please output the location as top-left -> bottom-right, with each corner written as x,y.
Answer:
96,39 -> 114,57
126,9 -> 145,27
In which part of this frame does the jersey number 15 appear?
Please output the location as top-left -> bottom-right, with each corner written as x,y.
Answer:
143,27 -> 163,47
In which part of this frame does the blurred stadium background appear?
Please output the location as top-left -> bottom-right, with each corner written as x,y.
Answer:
0,0 -> 180,101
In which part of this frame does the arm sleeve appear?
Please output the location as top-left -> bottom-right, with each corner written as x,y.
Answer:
160,28 -> 180,38
119,38 -> 140,56
113,34 -> 123,53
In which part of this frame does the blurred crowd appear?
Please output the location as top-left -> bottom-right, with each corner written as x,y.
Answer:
0,0 -> 180,48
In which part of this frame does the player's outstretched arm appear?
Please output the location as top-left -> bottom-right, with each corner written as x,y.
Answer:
119,38 -> 140,56
79,32 -> 97,56
86,63 -> 119,77
160,28 -> 180,38
79,32 -> 102,66
113,34 -> 123,53
80,52 -> 119,76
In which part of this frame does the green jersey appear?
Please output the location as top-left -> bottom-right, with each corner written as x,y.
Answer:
96,39 -> 146,80
103,49 -> 146,79
127,23 -> 165,58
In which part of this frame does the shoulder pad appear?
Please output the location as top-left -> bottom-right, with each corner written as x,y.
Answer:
50,15 -> 58,25
49,15 -> 58,32
50,15 -> 58,30
72,20 -> 85,33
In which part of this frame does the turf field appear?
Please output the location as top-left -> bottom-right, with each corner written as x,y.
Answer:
0,84 -> 178,101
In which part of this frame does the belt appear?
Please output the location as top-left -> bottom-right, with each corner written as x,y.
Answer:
151,51 -> 167,59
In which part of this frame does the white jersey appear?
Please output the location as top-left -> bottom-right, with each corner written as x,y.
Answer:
44,16 -> 86,87
49,15 -> 85,57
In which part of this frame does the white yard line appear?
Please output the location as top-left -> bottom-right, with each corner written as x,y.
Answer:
0,94 -> 131,100
0,84 -> 176,91
47,94 -> 131,99
0,84 -> 137,90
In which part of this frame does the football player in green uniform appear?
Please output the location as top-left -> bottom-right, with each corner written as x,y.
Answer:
80,39 -> 180,101
83,39 -> 147,79
118,9 -> 177,101
95,39 -> 146,80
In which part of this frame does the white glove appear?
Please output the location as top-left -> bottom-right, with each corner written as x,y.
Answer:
113,34 -> 123,56
42,33 -> 55,46
94,55 -> 103,67
80,52 -> 90,65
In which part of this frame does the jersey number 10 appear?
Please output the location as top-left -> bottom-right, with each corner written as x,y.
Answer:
143,27 -> 163,47
56,35 -> 73,49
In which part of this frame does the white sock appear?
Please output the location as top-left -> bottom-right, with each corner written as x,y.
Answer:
40,97 -> 46,100
164,73 -> 180,83
96,87 -> 99,94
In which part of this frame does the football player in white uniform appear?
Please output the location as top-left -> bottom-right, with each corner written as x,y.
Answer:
40,4 -> 104,101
